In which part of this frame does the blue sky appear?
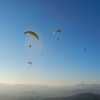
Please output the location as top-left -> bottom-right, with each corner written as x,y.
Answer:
0,0 -> 100,86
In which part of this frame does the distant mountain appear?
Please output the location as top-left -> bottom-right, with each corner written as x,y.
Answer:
0,93 -> 100,100
43,93 -> 100,100
0,83 -> 100,98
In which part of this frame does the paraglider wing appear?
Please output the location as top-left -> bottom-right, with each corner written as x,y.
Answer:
53,30 -> 62,34
28,62 -> 32,65
24,31 -> 39,40
41,54 -> 44,58
29,45 -> 31,48
84,48 -> 86,52
84,48 -> 86,50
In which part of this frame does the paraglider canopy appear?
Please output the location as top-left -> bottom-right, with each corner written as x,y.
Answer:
24,31 -> 39,40
84,48 -> 86,50
53,30 -> 62,34
41,54 -> 44,58
84,48 -> 86,52
29,45 -> 31,48
28,62 -> 32,65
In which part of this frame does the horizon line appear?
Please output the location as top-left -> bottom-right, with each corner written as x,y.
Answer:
0,82 -> 99,87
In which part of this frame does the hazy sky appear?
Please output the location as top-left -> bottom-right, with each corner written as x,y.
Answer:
0,0 -> 100,86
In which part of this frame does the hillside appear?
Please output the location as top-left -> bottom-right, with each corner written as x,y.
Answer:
43,93 -> 100,100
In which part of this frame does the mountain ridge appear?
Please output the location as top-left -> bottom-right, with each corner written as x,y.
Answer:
43,93 -> 100,100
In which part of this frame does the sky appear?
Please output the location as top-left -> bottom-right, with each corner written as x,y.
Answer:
0,0 -> 100,86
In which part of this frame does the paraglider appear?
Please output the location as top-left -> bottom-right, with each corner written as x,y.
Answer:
53,30 -> 62,40
53,30 -> 62,34
28,62 -> 32,68
84,48 -> 86,52
29,45 -> 31,48
41,54 -> 44,58
24,31 -> 39,40
28,62 -> 32,65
